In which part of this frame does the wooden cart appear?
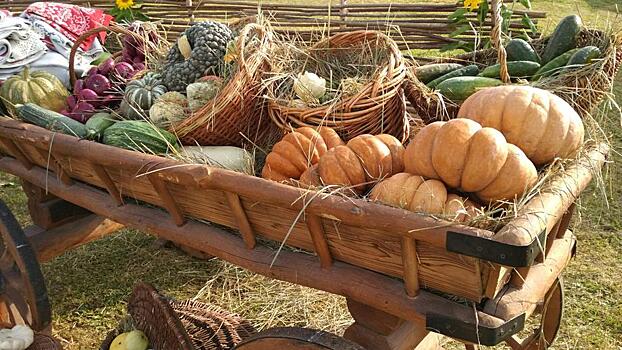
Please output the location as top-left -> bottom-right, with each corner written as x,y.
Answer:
0,116 -> 607,349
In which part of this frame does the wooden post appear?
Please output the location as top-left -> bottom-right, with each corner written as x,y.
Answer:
344,299 -> 444,350
22,181 -> 90,229
401,236 -> 420,297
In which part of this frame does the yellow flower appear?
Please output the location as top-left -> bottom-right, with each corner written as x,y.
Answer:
463,0 -> 482,11
115,0 -> 134,10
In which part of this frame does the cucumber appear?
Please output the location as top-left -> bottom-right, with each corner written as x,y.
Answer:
85,112 -> 116,140
541,15 -> 583,63
427,65 -> 479,89
16,103 -> 88,138
479,61 -> 541,79
532,48 -> 580,80
414,63 -> 464,83
567,46 -> 601,65
436,77 -> 503,101
103,120 -> 178,154
506,38 -> 540,63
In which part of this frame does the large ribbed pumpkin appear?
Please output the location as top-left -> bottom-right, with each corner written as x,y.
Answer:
404,119 -> 537,202
371,172 -> 478,222
317,134 -> 405,193
458,85 -> 584,166
0,67 -> 69,115
262,126 -> 344,182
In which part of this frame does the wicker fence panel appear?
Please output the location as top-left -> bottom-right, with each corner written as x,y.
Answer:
4,0 -> 545,49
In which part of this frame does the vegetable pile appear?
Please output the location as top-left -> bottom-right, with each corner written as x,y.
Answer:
415,15 -> 602,102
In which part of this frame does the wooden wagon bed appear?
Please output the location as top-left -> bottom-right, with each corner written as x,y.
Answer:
0,117 -> 607,348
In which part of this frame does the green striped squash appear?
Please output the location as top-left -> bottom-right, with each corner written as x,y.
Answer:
120,73 -> 168,119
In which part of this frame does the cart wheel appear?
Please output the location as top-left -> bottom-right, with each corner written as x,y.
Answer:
504,277 -> 564,350
234,327 -> 366,350
0,200 -> 51,331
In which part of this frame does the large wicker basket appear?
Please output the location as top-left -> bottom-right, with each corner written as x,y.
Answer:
267,30 -> 410,142
173,23 -> 279,147
100,283 -> 256,350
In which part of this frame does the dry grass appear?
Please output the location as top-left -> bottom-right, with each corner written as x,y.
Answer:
0,1 -> 621,349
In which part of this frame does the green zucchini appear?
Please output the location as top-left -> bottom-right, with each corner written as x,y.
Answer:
85,112 -> 116,140
506,38 -> 540,63
532,48 -> 580,80
436,77 -> 503,101
427,65 -> 479,89
567,46 -> 601,65
414,63 -> 464,83
541,15 -> 583,63
103,120 -> 178,154
16,103 -> 88,138
479,61 -> 541,79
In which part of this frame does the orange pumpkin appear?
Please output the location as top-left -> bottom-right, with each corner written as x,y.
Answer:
317,134 -> 405,193
371,173 -> 478,222
458,85 -> 584,165
262,127 -> 344,181
404,119 -> 537,202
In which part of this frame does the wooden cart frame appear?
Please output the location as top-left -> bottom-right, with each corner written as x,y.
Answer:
0,117 -> 607,349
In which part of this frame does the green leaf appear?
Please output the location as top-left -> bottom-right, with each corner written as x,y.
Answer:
448,8 -> 468,22
518,0 -> 531,9
522,13 -> 537,33
449,25 -> 472,38
477,0 -> 489,24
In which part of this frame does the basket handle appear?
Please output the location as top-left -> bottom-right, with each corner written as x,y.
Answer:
236,22 -> 272,79
68,23 -> 137,87
491,0 -> 510,83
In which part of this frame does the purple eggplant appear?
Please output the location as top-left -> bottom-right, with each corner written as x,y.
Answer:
85,74 -> 111,95
113,62 -> 135,80
67,95 -> 77,110
86,66 -> 99,77
73,79 -> 84,95
98,57 -> 115,76
132,62 -> 145,71
79,88 -> 100,106
73,101 -> 96,122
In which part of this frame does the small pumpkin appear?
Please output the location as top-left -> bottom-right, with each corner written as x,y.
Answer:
317,134 -> 405,193
119,72 -> 168,119
404,119 -> 537,202
149,91 -> 189,128
0,67 -> 69,115
458,85 -> 584,165
262,127 -> 344,182
371,172 -> 478,222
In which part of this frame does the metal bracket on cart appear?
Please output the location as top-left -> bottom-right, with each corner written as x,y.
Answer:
446,229 -> 547,267
426,312 -> 525,345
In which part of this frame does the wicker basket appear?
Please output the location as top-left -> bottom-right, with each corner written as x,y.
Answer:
100,283 -> 256,350
267,30 -> 410,142
28,333 -> 63,350
173,22 -> 279,147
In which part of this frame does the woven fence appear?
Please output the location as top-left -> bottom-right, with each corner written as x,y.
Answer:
4,0 -> 545,49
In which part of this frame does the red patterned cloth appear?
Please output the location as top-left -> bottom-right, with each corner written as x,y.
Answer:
23,2 -> 112,50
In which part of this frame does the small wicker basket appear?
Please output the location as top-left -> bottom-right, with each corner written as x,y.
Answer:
266,30 -> 410,142
100,283 -> 256,350
28,333 -> 63,350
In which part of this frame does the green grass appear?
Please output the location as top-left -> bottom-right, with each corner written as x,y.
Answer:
1,1 -> 622,349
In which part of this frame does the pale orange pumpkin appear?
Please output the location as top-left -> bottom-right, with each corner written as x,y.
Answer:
262,126 -> 344,181
458,85 -> 584,165
317,134 -> 405,193
404,119 -> 537,202
370,172 -> 478,222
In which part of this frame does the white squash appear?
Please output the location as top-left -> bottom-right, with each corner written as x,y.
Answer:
293,71 -> 326,103
0,325 -> 34,350
181,146 -> 254,174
